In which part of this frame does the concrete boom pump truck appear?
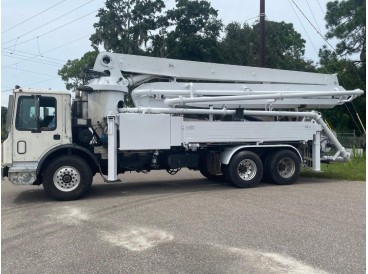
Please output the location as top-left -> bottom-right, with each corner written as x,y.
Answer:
1,52 -> 363,200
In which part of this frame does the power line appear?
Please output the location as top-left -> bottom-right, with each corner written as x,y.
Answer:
2,9 -> 99,51
2,66 -> 59,78
42,34 -> 92,55
2,77 -> 62,93
2,52 -> 62,67
2,48 -> 66,63
2,0 -> 96,46
305,0 -> 322,34
291,0 -> 365,88
2,49 -> 65,68
290,0 -> 335,53
344,104 -> 363,135
244,15 -> 259,23
290,1 -> 365,134
290,1 -> 364,71
2,52 -> 63,67
2,34 -> 93,68
2,48 -> 67,63
288,0 -> 319,55
2,0 -> 66,34
29,77 -> 61,86
315,0 -> 325,15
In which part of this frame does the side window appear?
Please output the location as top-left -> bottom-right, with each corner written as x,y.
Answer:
15,96 -> 37,130
39,97 -> 56,130
15,96 -> 57,131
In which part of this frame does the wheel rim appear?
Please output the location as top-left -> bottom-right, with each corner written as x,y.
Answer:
53,166 -> 81,192
277,157 -> 296,178
237,159 -> 257,181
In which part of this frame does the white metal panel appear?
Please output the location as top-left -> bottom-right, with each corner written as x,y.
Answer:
170,116 -> 183,146
88,91 -> 125,126
183,121 -> 316,143
94,52 -> 338,85
12,93 -> 71,163
107,115 -> 118,181
2,134 -> 12,165
119,113 -> 171,150
220,145 -> 303,165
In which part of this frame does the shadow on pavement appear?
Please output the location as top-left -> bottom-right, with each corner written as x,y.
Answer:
11,175 -> 338,204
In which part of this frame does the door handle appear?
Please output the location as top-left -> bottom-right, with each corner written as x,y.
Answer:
53,134 -> 61,140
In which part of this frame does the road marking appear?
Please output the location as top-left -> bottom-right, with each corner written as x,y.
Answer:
101,227 -> 173,251
48,206 -> 90,225
215,244 -> 329,274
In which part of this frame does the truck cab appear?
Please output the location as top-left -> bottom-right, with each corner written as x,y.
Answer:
2,89 -> 72,185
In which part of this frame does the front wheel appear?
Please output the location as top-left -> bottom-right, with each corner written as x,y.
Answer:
224,151 -> 263,188
42,155 -> 93,201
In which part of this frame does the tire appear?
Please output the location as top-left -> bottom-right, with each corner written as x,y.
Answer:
224,151 -> 263,188
266,149 -> 300,185
262,153 -> 273,182
199,168 -> 224,181
42,155 -> 93,201
199,154 -> 223,181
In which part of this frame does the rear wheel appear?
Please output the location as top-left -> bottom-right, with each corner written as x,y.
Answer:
224,151 -> 263,188
266,149 -> 300,185
42,155 -> 93,201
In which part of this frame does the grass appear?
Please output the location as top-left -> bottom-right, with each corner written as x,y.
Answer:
301,154 -> 366,181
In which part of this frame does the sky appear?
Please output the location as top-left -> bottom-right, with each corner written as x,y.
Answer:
1,0 -> 337,106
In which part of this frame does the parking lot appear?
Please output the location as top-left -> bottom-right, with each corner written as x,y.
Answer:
2,170 -> 365,273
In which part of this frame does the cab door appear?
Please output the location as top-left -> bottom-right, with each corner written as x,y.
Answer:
12,94 -> 63,162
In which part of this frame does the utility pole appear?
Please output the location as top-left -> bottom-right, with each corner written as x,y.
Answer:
259,0 -> 265,67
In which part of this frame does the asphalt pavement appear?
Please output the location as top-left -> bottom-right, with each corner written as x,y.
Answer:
2,170 -> 366,273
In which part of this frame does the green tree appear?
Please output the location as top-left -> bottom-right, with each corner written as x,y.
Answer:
318,47 -> 365,133
261,21 -> 314,71
319,0 -> 366,134
90,0 -> 165,54
220,21 -> 315,71
149,0 -> 222,62
58,51 -> 99,90
325,0 -> 366,63
219,22 -> 257,66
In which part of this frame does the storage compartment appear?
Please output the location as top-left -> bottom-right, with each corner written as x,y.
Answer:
119,113 -> 182,150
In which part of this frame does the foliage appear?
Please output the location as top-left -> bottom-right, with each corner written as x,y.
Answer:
90,0 -> 165,54
58,51 -> 99,90
301,154 -> 366,181
58,0 -> 365,135
219,22 -> 257,66
262,21 -> 309,70
318,46 -> 366,133
220,21 -> 315,71
325,0 -> 366,62
319,0 -> 366,134
1,106 -> 8,141
153,0 -> 223,62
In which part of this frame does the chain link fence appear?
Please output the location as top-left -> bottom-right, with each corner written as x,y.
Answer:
336,130 -> 366,150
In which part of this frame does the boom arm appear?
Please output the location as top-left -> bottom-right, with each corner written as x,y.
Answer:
93,52 -> 339,85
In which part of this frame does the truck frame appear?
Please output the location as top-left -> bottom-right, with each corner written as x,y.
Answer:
1,52 -> 363,200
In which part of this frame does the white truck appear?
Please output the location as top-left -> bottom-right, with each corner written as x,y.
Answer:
1,52 -> 363,200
